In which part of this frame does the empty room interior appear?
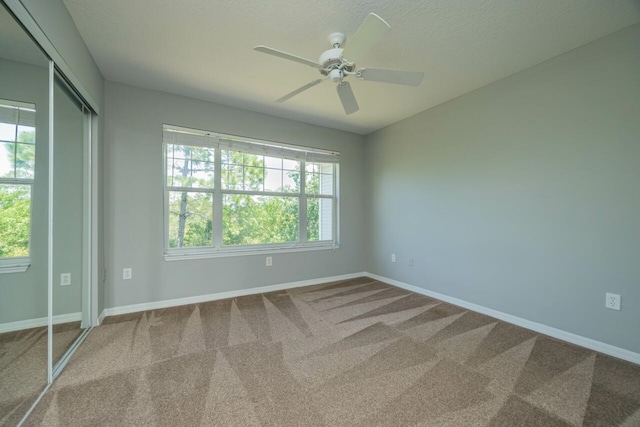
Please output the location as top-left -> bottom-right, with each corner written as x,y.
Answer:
1,0 -> 640,425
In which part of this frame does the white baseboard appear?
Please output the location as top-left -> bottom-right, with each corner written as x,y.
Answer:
365,272 -> 640,365
103,272 -> 366,317
96,310 -> 106,326
0,312 -> 82,334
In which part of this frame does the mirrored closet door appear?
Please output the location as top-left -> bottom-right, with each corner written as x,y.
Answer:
0,4 -> 51,425
0,2 -> 95,425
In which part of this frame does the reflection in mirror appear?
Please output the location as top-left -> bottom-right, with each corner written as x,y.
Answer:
0,3 -> 50,425
51,73 -> 89,368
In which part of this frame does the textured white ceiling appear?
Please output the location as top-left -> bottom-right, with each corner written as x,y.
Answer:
62,0 -> 640,135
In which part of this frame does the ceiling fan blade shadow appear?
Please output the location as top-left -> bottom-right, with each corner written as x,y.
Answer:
356,68 -> 424,86
336,82 -> 359,114
254,45 -> 321,69
342,13 -> 390,62
276,79 -> 324,103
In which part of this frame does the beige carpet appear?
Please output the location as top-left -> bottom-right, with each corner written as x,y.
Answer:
0,322 -> 84,426
23,277 -> 640,426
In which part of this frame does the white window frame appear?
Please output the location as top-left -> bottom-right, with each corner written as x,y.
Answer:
162,124 -> 339,260
0,99 -> 36,273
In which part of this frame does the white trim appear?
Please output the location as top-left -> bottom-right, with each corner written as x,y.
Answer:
0,312 -> 82,334
81,104 -> 92,329
97,310 -> 106,325
17,382 -> 51,427
47,60 -> 54,384
90,115 -> 100,327
364,272 -> 640,365
164,244 -> 340,261
0,98 -> 36,110
163,123 -> 339,157
103,272 -> 365,317
0,263 -> 30,274
52,327 -> 91,380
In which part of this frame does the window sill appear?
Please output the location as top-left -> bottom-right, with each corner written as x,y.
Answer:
0,262 -> 31,274
164,244 -> 339,262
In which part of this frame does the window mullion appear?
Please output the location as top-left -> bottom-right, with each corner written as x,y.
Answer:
300,160 -> 307,243
213,141 -> 223,248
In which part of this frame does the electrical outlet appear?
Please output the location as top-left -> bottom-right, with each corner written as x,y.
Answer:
605,293 -> 620,311
123,268 -> 132,280
266,256 -> 272,267
408,257 -> 414,267
60,273 -> 71,286
391,254 -> 396,263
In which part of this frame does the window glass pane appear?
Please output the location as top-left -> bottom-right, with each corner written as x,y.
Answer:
305,162 -> 317,174
222,150 -> 302,193
264,168 -> 283,192
222,163 -> 243,190
0,142 -> 14,178
244,166 -> 263,191
0,184 -> 31,257
0,123 -> 15,141
283,158 -> 298,171
220,148 -> 231,164
16,125 -> 35,143
166,144 -> 215,188
307,198 -> 333,241
15,143 -> 35,179
283,170 -> 299,193
168,191 -> 213,248
306,162 -> 334,195
223,195 -> 298,245
264,155 -> 282,169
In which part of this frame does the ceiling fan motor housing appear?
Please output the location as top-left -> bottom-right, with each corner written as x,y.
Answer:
319,47 -> 355,76
319,48 -> 343,68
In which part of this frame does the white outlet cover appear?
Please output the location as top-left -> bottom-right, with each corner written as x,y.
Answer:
60,273 -> 71,286
266,256 -> 273,266
391,254 -> 396,263
605,292 -> 621,311
123,268 -> 132,280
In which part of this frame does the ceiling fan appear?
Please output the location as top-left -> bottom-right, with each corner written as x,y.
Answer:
254,13 -> 425,115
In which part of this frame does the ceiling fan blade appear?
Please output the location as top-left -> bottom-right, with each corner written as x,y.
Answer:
276,79 -> 324,103
356,68 -> 425,86
342,13 -> 390,62
254,45 -> 321,69
336,82 -> 359,114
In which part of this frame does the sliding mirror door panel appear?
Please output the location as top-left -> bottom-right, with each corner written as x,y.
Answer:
51,73 -> 88,368
0,4 -> 50,425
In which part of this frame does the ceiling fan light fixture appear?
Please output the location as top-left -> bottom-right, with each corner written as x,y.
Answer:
329,69 -> 343,83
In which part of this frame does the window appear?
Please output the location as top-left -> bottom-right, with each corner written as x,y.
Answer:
163,125 -> 339,258
0,100 -> 36,271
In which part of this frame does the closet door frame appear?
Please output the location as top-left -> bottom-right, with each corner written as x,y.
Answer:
50,68 -> 94,380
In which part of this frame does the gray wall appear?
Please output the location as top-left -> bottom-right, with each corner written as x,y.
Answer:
365,24 -> 640,353
103,81 -> 366,308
